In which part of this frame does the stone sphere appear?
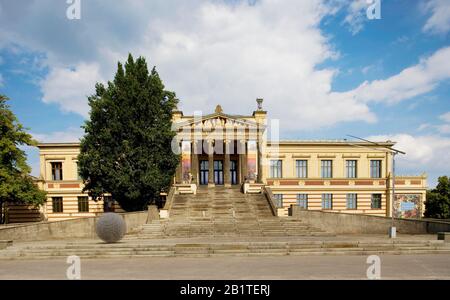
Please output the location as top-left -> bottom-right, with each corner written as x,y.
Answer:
95,213 -> 126,243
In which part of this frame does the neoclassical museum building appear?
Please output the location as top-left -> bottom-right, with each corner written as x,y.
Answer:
19,100 -> 426,223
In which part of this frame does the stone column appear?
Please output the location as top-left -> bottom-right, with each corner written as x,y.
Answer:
257,140 -> 263,183
191,141 -> 199,185
224,140 -> 231,187
208,140 -> 215,187
175,141 -> 182,183
239,140 -> 247,182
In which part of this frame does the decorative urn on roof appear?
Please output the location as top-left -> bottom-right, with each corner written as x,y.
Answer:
256,98 -> 264,111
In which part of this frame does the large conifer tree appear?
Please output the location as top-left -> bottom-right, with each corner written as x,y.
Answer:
78,54 -> 179,211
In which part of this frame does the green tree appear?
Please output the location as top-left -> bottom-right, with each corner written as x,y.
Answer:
78,54 -> 179,211
425,176 -> 450,219
0,95 -> 46,223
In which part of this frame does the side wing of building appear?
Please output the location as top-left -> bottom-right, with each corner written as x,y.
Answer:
263,141 -> 427,217
37,143 -> 123,222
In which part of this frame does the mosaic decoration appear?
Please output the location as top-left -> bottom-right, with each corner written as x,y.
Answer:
247,140 -> 257,180
181,141 -> 192,183
394,194 -> 421,219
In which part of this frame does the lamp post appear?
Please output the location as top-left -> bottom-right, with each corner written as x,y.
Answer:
345,135 -> 405,239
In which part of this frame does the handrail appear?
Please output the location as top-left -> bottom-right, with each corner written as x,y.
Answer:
163,186 -> 176,210
262,186 -> 277,216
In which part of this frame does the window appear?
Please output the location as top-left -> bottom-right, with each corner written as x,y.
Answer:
296,194 -> 308,209
103,196 -> 115,212
52,197 -> 63,213
295,160 -> 308,178
321,160 -> 332,178
51,162 -> 63,181
78,196 -> 89,212
273,194 -> 283,208
347,193 -> 357,209
346,160 -> 357,178
76,162 -> 81,180
370,160 -> 382,178
371,194 -> 382,209
322,194 -> 333,210
270,160 -> 283,178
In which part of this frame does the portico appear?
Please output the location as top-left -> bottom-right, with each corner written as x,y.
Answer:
173,104 -> 267,188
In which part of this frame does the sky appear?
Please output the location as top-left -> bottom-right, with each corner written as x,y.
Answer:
0,0 -> 449,187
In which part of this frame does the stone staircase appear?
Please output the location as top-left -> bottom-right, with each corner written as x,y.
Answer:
2,239 -> 449,260
138,187 -> 329,238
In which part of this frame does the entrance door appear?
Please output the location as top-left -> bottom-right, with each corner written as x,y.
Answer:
199,160 -> 209,185
214,160 -> 224,185
230,160 -> 238,185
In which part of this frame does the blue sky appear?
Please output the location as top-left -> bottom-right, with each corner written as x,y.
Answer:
0,0 -> 449,187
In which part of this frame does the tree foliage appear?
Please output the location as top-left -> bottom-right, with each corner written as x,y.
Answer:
425,176 -> 450,219
0,94 -> 46,213
78,54 -> 179,211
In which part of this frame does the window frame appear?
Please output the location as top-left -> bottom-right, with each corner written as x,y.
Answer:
52,197 -> 63,213
346,193 -> 358,210
371,194 -> 382,209
321,160 -> 333,178
295,160 -> 308,178
51,162 -> 63,181
370,160 -> 382,178
346,160 -> 357,179
321,193 -> 333,210
273,194 -> 283,208
77,196 -> 89,213
296,194 -> 308,209
270,160 -> 283,178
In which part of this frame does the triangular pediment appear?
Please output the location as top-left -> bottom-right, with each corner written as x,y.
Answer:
174,112 -> 263,130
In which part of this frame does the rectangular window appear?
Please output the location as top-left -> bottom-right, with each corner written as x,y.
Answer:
76,162 -> 81,180
321,160 -> 333,178
347,193 -> 357,210
273,194 -> 283,208
370,160 -> 382,178
296,194 -> 308,209
270,160 -> 283,178
78,196 -> 89,212
322,194 -> 333,210
51,162 -> 63,181
346,160 -> 357,178
103,196 -> 115,212
295,160 -> 308,178
52,197 -> 63,213
371,194 -> 382,209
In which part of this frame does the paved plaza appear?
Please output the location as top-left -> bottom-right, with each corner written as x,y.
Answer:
1,254 -> 449,280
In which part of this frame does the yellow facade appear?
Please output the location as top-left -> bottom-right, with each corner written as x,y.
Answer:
34,105 -> 427,222
37,143 -> 123,222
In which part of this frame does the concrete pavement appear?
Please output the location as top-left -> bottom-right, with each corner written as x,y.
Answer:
1,254 -> 449,280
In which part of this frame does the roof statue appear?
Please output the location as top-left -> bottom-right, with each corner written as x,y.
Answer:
215,104 -> 223,113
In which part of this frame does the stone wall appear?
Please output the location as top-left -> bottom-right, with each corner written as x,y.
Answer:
0,211 -> 148,242
291,206 -> 450,234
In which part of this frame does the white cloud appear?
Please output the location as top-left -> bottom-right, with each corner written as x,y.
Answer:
31,127 -> 83,143
343,46 -> 450,104
436,124 -> 450,134
40,63 -> 104,117
341,0 -> 368,35
423,0 -> 450,34
367,133 -> 450,185
418,123 -> 431,131
440,111 -> 450,122
0,1 -> 448,132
